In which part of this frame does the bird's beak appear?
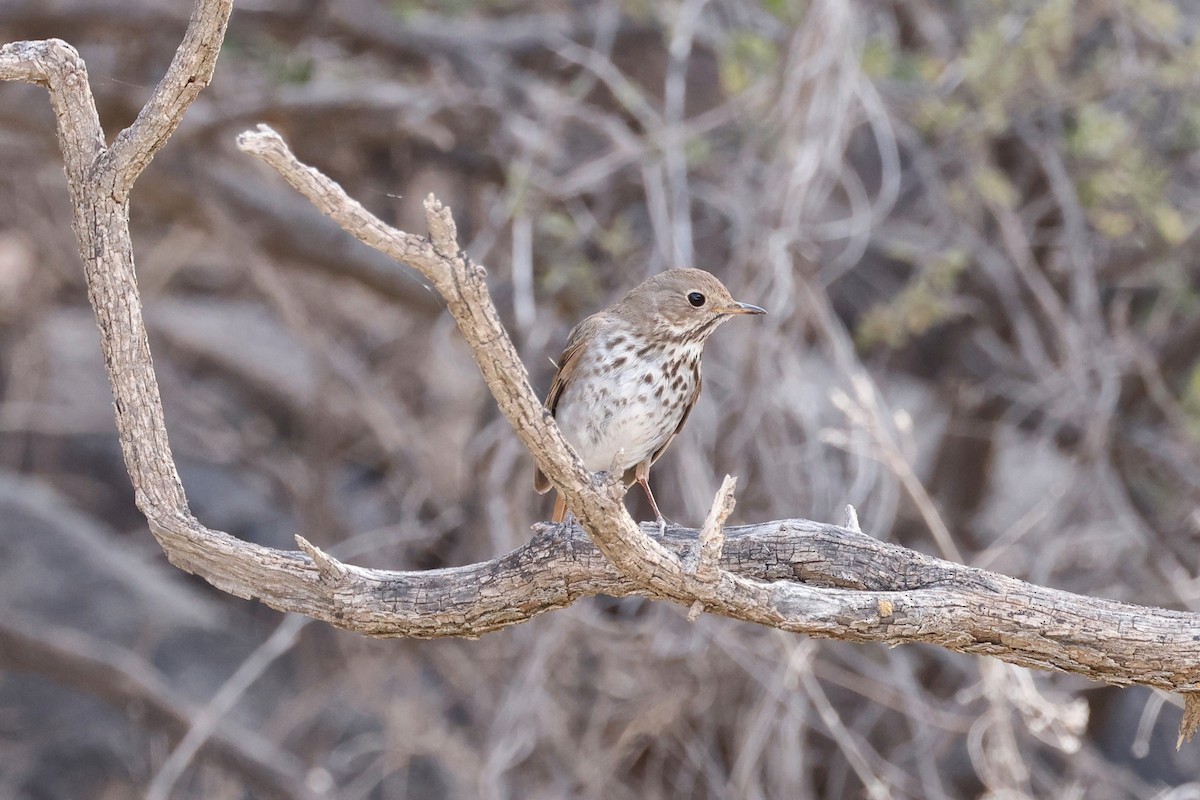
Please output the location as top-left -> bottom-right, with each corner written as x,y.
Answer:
720,301 -> 767,316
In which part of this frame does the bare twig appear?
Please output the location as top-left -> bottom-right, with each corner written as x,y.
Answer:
1180,694 -> 1200,750
691,474 -> 737,583
844,504 -> 861,533
100,0 -> 232,196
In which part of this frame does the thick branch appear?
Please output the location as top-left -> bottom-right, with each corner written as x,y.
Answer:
60,505 -> 1200,698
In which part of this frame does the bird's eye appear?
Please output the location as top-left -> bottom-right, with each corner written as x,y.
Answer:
687,292 -> 706,307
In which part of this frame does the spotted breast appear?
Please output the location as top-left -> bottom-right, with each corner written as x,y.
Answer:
552,319 -> 702,477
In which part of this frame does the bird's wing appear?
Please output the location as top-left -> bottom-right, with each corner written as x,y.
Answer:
647,369 -> 702,468
534,314 -> 604,494
544,314 -> 602,416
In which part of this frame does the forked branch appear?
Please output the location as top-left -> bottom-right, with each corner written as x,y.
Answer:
2,0 -> 1199,748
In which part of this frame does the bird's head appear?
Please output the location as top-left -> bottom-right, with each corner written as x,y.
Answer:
615,268 -> 765,341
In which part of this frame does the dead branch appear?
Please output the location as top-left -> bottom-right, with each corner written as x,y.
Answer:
3,0 -> 1200,750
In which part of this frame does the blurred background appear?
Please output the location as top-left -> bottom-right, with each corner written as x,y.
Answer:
2,0 -> 1200,797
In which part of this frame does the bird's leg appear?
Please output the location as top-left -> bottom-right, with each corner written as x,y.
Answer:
635,461 -> 669,535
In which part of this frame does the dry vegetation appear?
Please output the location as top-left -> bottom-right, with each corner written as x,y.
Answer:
2,0 -> 1200,798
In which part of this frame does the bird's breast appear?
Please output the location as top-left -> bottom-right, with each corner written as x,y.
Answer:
554,329 -> 701,474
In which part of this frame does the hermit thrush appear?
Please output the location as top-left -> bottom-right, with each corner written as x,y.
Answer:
534,268 -> 765,525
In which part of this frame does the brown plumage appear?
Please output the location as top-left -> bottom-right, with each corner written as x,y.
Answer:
535,268 -> 765,525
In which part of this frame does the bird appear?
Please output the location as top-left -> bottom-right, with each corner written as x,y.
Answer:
534,268 -> 765,526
